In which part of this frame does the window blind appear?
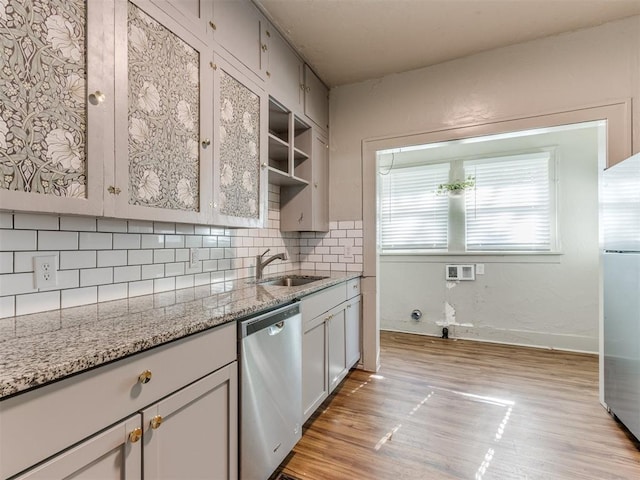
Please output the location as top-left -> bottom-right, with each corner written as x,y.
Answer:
379,163 -> 449,250
464,154 -> 552,251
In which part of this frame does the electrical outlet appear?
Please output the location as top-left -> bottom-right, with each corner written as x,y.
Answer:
34,255 -> 58,289
476,264 -> 485,275
189,248 -> 199,268
344,245 -> 354,260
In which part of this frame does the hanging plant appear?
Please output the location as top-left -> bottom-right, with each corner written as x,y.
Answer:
437,175 -> 475,196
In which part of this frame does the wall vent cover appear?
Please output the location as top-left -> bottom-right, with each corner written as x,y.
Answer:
446,264 -> 475,281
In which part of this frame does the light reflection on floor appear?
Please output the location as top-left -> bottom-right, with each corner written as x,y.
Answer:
369,382 -> 515,480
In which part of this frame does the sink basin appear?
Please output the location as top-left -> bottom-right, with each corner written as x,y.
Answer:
258,275 -> 328,287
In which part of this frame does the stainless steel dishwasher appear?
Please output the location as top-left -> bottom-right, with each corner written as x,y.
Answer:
239,302 -> 302,480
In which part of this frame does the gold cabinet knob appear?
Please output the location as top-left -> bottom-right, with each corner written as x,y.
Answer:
266,71 -> 271,78
201,138 -> 211,148
88,91 -> 105,105
129,427 -> 143,443
261,162 -> 267,169
209,20 -> 216,30
107,185 -> 122,195
210,61 -> 217,70
261,44 -> 268,52
314,182 -> 318,188
138,370 -> 152,384
150,415 -> 163,430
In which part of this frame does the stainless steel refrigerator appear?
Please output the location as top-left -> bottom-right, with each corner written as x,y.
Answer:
602,152 -> 640,440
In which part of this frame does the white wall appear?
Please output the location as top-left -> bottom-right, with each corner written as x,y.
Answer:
379,126 -> 601,352
330,15 -> 640,219
329,15 -> 640,365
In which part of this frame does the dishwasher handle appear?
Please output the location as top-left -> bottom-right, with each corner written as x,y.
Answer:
240,303 -> 300,338
268,321 -> 285,336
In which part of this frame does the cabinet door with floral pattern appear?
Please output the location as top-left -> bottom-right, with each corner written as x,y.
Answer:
0,0 -> 108,216
211,52 -> 267,228
107,0 -> 212,223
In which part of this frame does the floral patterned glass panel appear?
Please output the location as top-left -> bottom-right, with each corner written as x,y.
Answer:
127,2 -> 199,211
218,69 -> 260,219
0,0 -> 87,198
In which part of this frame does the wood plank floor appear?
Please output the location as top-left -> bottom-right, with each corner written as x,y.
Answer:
279,331 -> 640,479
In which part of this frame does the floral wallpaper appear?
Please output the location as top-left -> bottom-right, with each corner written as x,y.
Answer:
0,0 -> 87,198
127,2 -> 199,211
218,69 -> 260,219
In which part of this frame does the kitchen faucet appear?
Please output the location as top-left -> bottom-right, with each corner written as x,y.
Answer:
255,248 -> 287,280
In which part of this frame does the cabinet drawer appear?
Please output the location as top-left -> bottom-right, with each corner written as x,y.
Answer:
0,322 -> 236,479
301,283 -> 346,322
346,278 -> 361,299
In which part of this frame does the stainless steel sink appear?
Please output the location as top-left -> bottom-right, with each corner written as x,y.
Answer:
258,275 -> 328,287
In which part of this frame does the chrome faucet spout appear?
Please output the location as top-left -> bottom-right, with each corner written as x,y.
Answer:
255,250 -> 287,280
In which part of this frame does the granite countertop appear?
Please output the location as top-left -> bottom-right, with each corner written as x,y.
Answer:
0,270 -> 360,399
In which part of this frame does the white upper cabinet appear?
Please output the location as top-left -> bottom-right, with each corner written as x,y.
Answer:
210,0 -> 268,82
107,0 -> 213,224
211,52 -> 268,228
0,0 -> 107,216
150,0 -> 214,43
303,65 -> 329,132
265,25 -> 304,113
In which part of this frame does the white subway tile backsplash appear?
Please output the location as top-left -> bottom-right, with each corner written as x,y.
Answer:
154,222 -> 175,234
210,248 -> 224,259
60,250 -> 96,270
129,279 -> 154,297
14,214 -> 59,231
42,269 -> 79,291
80,232 -> 112,250
347,229 -> 362,238
165,262 -> 185,277
97,218 -> 128,233
154,277 -> 175,293
165,235 -> 185,248
38,231 -> 78,250
0,272 -> 36,295
154,249 -> 175,263
60,216 -> 97,232
0,296 -> 15,318
141,234 -> 164,249
61,286 -> 98,308
80,268 -> 113,287
16,291 -> 60,315
218,236 -> 231,247
175,249 -> 189,262
338,220 -> 354,230
113,233 -> 141,250
128,249 -> 153,265
194,272 -> 211,286
330,229 -> 346,238
175,223 -> 195,235
185,235 -> 202,248
0,230 -> 37,251
354,221 -> 363,229
98,283 -> 128,302
127,220 -> 154,234
194,225 -> 210,235
0,213 -> 13,229
176,274 -> 194,289
141,264 -> 164,280
114,265 -> 141,283
0,252 -> 12,274
202,260 -> 217,272
97,250 -> 128,267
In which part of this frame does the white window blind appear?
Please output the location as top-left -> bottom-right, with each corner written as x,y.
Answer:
464,153 -> 552,251
379,163 -> 449,250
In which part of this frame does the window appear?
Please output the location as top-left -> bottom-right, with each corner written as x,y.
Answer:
378,151 -> 556,253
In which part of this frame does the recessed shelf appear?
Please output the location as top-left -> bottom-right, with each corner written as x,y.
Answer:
268,167 -> 309,186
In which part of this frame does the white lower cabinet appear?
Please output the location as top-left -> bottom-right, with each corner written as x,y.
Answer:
301,278 -> 361,422
14,415 -> 142,480
142,363 -> 237,479
1,323 -> 237,480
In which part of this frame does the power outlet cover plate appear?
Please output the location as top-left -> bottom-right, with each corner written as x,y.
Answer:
34,255 -> 58,289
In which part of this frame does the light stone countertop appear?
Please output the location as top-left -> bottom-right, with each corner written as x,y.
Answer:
0,270 -> 360,399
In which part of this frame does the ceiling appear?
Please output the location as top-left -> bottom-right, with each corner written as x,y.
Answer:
256,0 -> 640,87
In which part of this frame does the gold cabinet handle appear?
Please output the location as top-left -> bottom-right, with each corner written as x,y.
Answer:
266,71 -> 271,78
314,182 -> 318,188
138,370 -> 152,384
201,138 -> 211,148
210,61 -> 217,70
107,185 -> 122,195
88,91 -> 105,105
209,20 -> 216,30
150,415 -> 163,430
129,427 -> 142,443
